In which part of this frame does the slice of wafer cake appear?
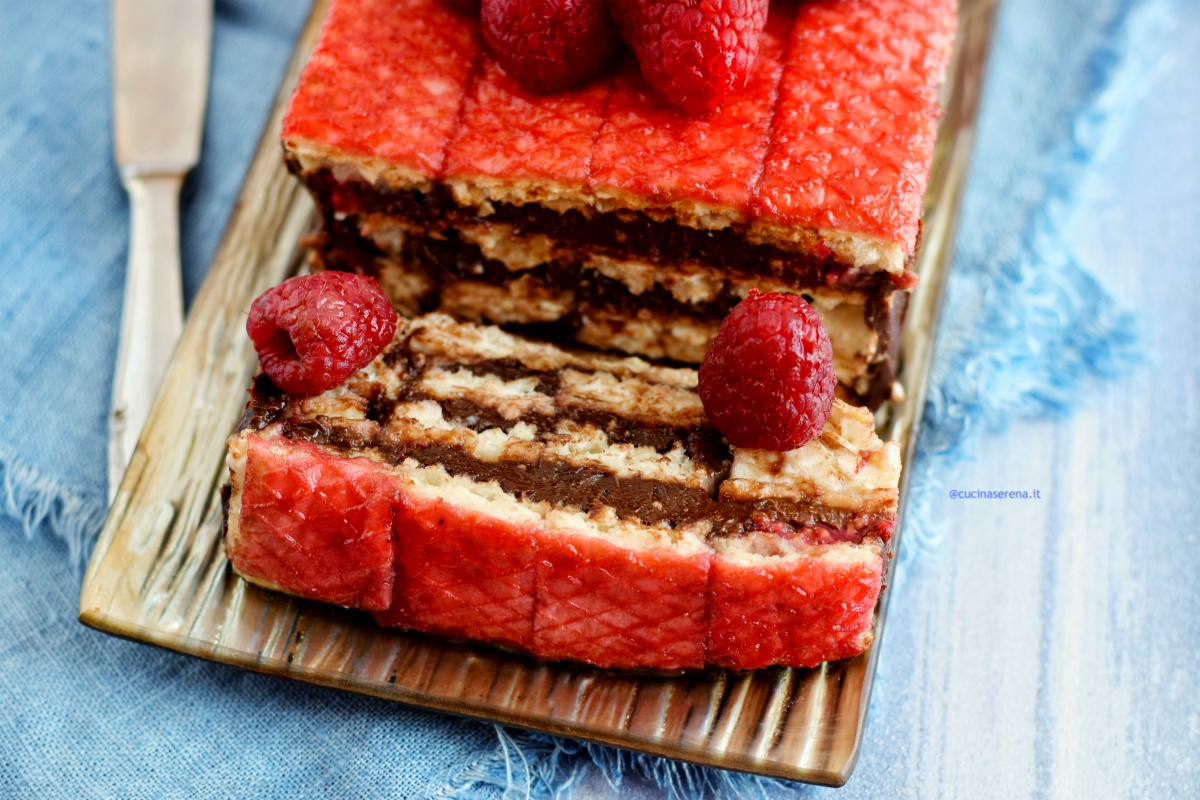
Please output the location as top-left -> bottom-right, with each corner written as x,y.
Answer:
284,0 -> 956,406
226,314 -> 899,670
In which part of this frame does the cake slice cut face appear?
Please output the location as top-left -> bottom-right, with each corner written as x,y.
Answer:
283,0 -> 957,407
226,314 -> 901,670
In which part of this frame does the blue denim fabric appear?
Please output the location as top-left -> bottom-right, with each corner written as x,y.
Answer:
0,0 -> 1178,797
0,0 -> 319,562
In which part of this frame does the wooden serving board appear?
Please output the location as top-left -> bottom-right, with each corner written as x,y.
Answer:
79,0 -> 995,785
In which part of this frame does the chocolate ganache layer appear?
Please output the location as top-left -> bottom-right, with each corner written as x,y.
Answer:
291,160 -> 919,293
311,218 -> 908,409
240,342 -> 894,546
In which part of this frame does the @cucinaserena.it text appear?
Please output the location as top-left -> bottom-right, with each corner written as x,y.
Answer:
948,489 -> 1042,500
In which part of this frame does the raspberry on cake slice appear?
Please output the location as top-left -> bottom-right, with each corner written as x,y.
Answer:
283,0 -> 957,407
225,313 -> 900,670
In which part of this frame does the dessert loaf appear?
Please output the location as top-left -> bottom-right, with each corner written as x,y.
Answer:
226,314 -> 901,670
282,0 -> 956,406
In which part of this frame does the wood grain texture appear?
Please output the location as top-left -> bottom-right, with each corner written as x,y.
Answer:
78,0 -> 995,786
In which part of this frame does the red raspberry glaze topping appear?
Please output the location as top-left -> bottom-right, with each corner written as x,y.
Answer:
481,0 -> 618,93
246,272 -> 398,395
698,290 -> 836,451
611,0 -> 769,113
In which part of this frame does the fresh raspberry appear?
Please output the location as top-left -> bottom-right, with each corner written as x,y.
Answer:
481,0 -> 618,93
698,290 -> 836,451
246,272 -> 398,395
611,0 -> 769,114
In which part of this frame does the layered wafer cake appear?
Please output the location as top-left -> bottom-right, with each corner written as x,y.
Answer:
283,0 -> 956,406
227,314 -> 900,670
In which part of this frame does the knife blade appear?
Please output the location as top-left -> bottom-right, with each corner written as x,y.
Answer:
109,0 -> 212,501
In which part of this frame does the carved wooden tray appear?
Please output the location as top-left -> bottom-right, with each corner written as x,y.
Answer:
80,0 -> 995,786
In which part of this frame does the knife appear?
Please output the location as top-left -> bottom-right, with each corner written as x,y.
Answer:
110,0 -> 212,501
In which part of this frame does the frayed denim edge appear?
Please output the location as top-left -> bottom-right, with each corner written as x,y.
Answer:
0,442 -> 107,572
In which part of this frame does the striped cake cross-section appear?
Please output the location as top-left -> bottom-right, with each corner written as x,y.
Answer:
225,315 -> 901,671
